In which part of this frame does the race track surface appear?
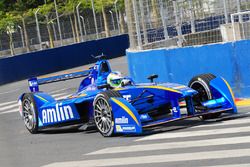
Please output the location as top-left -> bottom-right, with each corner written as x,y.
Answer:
1,56 -> 250,167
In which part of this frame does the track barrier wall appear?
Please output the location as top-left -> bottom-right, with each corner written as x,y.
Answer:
127,40 -> 250,98
0,34 -> 129,85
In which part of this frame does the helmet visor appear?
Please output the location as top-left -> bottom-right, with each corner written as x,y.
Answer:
110,78 -> 122,87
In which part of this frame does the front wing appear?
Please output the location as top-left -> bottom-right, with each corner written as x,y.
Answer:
110,77 -> 237,135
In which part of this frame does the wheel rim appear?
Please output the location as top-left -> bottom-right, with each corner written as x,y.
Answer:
190,82 -> 209,105
94,97 -> 112,134
23,98 -> 35,130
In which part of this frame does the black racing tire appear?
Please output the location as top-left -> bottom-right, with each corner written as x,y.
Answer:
188,74 -> 221,120
22,93 -> 39,134
93,90 -> 122,137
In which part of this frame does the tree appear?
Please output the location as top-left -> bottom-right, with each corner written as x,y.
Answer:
95,0 -> 114,37
62,0 -> 89,43
12,0 -> 44,52
37,2 -> 55,48
116,0 -> 126,33
0,13 -> 19,56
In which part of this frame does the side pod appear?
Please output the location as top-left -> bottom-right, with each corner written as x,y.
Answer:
110,97 -> 142,134
209,77 -> 237,113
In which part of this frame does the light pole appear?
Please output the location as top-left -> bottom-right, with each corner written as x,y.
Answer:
80,16 -> 87,37
54,0 -> 63,46
35,8 -> 42,50
132,0 -> 142,50
114,0 -> 121,34
223,0 -> 228,24
109,10 -> 115,31
76,2 -> 84,42
173,0 -> 183,47
50,21 -> 57,41
18,25 -> 25,48
159,0 -> 168,40
236,0 -> 242,23
90,0 -> 99,39
188,0 -> 195,33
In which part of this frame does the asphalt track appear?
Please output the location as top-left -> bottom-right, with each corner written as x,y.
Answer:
1,56 -> 250,167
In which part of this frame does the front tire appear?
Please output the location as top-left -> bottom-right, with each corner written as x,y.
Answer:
93,90 -> 122,137
188,74 -> 221,120
22,93 -> 38,133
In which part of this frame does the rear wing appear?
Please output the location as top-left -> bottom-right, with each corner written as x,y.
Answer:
28,70 -> 90,92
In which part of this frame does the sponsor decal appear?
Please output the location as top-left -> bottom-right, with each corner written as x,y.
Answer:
29,80 -> 38,87
140,114 -> 148,120
121,125 -> 136,132
115,116 -> 128,124
122,126 -> 136,132
171,107 -> 178,113
123,95 -> 131,101
42,103 -> 74,124
116,125 -> 123,132
116,125 -> 136,133
140,114 -> 151,121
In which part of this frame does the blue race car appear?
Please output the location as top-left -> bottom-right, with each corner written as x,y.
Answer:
18,55 -> 237,137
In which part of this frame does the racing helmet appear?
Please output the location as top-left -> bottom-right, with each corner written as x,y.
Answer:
107,72 -> 123,88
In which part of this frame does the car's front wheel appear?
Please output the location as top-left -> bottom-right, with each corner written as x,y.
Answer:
93,90 -> 121,137
188,74 -> 221,120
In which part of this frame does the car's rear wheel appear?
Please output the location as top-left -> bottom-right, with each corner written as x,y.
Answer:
93,90 -> 122,137
22,93 -> 38,133
188,74 -> 221,120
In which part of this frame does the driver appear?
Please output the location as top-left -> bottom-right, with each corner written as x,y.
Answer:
107,72 -> 133,88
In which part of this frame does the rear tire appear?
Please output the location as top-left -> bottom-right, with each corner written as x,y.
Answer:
93,90 -> 122,137
22,93 -> 39,133
188,74 -> 221,120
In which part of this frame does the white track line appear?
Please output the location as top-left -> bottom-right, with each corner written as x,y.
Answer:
0,88 -> 19,95
0,101 -> 17,107
0,109 -> 18,115
137,126 -> 250,141
201,164 -> 250,167
43,148 -> 250,167
0,103 -> 18,112
88,136 -> 250,155
190,117 -> 250,129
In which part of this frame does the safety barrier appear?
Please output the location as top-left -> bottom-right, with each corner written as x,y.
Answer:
0,34 -> 129,85
127,40 -> 250,97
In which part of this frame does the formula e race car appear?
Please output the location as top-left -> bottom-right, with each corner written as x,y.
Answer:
18,55 -> 237,137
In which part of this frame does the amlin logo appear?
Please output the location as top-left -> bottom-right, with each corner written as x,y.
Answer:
42,103 -> 74,124
115,116 -> 128,124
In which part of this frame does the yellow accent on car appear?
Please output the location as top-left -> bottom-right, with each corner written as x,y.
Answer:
111,98 -> 139,126
35,95 -> 49,103
221,77 -> 235,102
141,86 -> 182,94
114,87 -> 125,91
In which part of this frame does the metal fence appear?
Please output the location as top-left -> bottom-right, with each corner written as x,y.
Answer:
125,0 -> 250,50
0,7 -> 127,57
